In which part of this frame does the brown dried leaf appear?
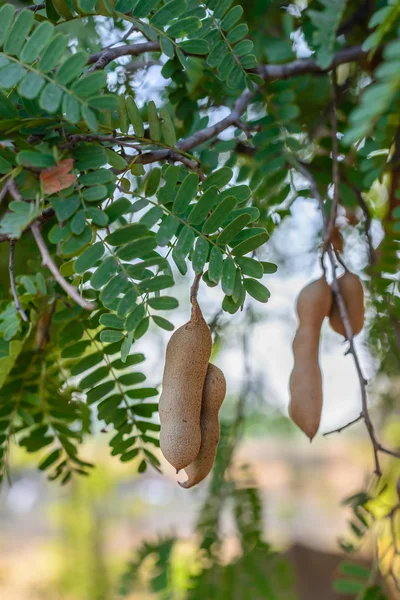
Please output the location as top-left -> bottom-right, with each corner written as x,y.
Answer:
40,159 -> 75,195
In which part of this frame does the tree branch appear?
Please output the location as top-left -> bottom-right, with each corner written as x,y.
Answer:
16,2 -> 45,13
30,222 -> 96,311
87,41 -> 160,71
256,45 -> 365,81
9,240 -> 28,322
324,70 -> 340,249
323,414 -> 363,436
178,89 -> 254,152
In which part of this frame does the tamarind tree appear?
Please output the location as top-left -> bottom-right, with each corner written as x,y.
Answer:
2,0 -> 400,594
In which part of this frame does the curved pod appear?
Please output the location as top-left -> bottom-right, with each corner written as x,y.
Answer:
329,272 -> 364,337
159,300 -> 212,471
179,363 -> 226,489
289,277 -> 332,440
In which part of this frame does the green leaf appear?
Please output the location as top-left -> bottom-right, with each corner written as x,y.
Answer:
217,214 -> 251,244
135,316 -> 150,339
203,167 -> 233,190
244,278 -> 270,302
260,261 -> 277,274
157,165 -> 180,204
208,246 -> 223,283
117,287 -> 138,318
137,275 -> 173,293
156,214 -> 179,246
104,147 -> 127,170
126,387 -> 158,399
126,303 -> 146,331
87,381 -> 115,404
61,226 -> 92,256
174,226 -> 195,259
100,273 -> 128,304
213,0 -> 233,19
134,0 -> 159,18
105,224 -> 148,246
40,83 -> 63,113
71,352 -> 104,376
118,372 -> 146,385
116,236 -> 157,261
0,91 -> 17,119
333,580 -> 364,594
227,23 -> 248,43
126,95 -> 144,137
203,196 -> 237,234
145,168 -> 162,196
160,107 -> 176,146
188,186 -> 218,225
220,5 -> 243,30
20,21 -> 55,64
222,258 -> 236,296
19,72 -> 46,100
80,366 -> 110,390
192,236 -> 209,273
231,232 -> 269,256
87,207 -> 109,227
37,34 -> 68,73
74,242 -> 104,273
18,151 -> 55,169
91,256 -> 118,289
55,50 -> 88,85
148,100 -> 161,141
70,210 -> 86,235
0,5 -> 16,47
100,330 -> 124,343
180,39 -> 209,54
151,0 -> 187,26
338,562 -> 371,580
39,449 -> 61,471
105,198 -> 132,224
117,93 -> 129,134
4,10 -> 34,57
236,256 -> 263,278
152,315 -> 174,331
173,172 -> 199,214
148,296 -> 179,310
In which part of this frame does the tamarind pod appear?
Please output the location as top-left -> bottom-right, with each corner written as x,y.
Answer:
328,272 -> 364,337
179,363 -> 226,489
289,277 -> 332,440
159,300 -> 212,471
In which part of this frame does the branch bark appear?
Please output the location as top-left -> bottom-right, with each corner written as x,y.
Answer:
30,222 -> 96,311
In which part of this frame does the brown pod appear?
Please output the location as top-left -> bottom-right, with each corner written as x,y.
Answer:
179,363 -> 226,489
289,277 -> 332,440
329,272 -> 364,337
159,300 -> 212,471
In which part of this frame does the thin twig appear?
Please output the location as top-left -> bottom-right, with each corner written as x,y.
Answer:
30,222 -> 96,311
323,413 -> 363,436
16,2 -> 45,13
87,42 -> 366,79
324,69 -> 340,249
0,180 -> 10,206
9,241 -> 28,322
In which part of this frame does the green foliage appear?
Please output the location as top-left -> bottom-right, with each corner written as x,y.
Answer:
308,0 -> 347,69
